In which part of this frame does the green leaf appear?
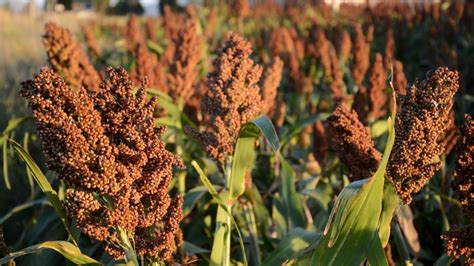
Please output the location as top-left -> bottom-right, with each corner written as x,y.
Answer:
8,139 -> 78,246
0,198 -> 50,225
433,254 -> 451,266
280,113 -> 329,148
147,40 -> 164,55
182,241 -> 209,256
251,115 -> 280,152
183,186 -> 209,217
3,137 -> 10,190
280,158 -> 306,231
370,120 -> 388,138
0,117 -> 31,142
241,203 -> 261,265
366,233 -> 388,266
147,88 -> 196,128
1,117 -> 31,190
0,241 -> 100,265
229,123 -> 259,200
304,111 -> 396,265
262,228 -> 320,266
378,183 -> 400,246
229,115 -> 280,200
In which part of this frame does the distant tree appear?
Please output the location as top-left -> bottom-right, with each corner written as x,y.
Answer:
108,0 -> 143,15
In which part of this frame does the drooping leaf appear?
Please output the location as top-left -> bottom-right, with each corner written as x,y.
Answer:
0,198 -> 50,225
182,241 -> 209,256
0,241 -> 100,265
183,186 -> 209,217
1,117 -> 31,190
251,115 -> 280,152
0,117 -> 31,142
9,139 -> 78,246
262,228 -> 320,266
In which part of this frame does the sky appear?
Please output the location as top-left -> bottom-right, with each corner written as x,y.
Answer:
0,0 -> 164,15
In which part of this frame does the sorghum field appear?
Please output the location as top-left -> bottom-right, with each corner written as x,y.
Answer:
0,1 -> 473,265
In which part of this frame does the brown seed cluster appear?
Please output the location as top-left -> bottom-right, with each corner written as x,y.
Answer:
367,53 -> 388,120
452,114 -> 474,219
162,5 -> 187,42
167,20 -> 202,102
352,85 -> 369,125
393,60 -> 407,95
43,22 -> 100,92
329,49 -> 345,102
326,104 -> 381,181
188,33 -> 263,162
20,67 -> 184,261
80,23 -> 101,58
384,29 -> 395,68
233,0 -> 250,18
312,120 -> 329,165
386,67 -> 459,204
441,114 -> 474,264
351,24 -> 370,85
334,28 -> 352,63
260,56 -> 284,115
124,14 -> 145,53
131,42 -> 168,93
0,227 -> 7,257
145,17 -> 155,42
442,225 -> 473,265
309,28 -> 332,79
269,27 -> 305,92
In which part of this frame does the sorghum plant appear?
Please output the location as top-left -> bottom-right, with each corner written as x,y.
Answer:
20,67 -> 183,263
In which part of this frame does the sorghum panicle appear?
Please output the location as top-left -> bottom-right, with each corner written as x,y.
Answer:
124,14 -> 145,53
329,49 -> 345,102
260,56 -> 284,116
43,22 -> 100,92
351,24 -> 370,85
367,53 -> 388,120
326,104 -> 381,181
188,33 -> 263,162
387,67 -> 459,204
80,22 -> 101,58
167,20 -> 202,102
452,114 -> 473,219
393,60 -> 407,95
384,29 -> 395,68
131,42 -> 168,93
334,28 -> 352,63
20,67 -> 184,261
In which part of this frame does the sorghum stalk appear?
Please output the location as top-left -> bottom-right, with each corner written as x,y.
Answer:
187,32 -> 263,265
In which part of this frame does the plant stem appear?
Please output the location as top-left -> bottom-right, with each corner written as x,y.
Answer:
223,159 -> 233,266
117,227 -> 139,266
392,220 -> 411,265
